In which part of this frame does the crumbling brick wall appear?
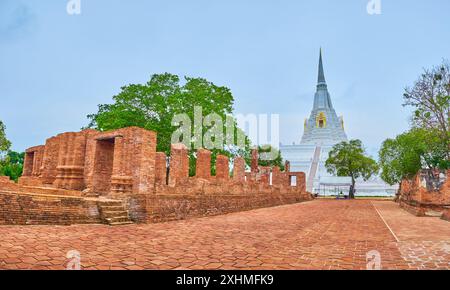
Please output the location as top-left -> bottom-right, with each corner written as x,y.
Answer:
398,170 -> 450,218
148,146 -> 312,223
12,127 -> 311,225
0,191 -> 101,225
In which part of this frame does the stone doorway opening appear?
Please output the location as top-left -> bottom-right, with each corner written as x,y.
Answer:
93,138 -> 115,195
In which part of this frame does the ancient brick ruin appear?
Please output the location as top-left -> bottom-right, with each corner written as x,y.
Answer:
397,170 -> 450,221
0,127 -> 312,225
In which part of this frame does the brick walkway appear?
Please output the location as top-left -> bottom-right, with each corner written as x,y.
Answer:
0,200 -> 448,270
372,201 -> 450,270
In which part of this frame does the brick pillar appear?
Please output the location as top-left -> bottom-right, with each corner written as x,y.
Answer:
82,131 -> 98,193
297,172 -> 306,192
444,170 -> 450,197
23,152 -> 34,177
54,132 -> 87,191
155,152 -> 167,185
233,157 -> 245,183
251,149 -> 259,173
41,136 -> 61,184
272,166 -> 281,186
216,155 -> 230,180
259,166 -> 270,185
110,136 -> 133,195
196,149 -> 211,180
169,143 -> 189,187
135,130 -> 157,194
32,147 -> 44,177
285,161 -> 291,173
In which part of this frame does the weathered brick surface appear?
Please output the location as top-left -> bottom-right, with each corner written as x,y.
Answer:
40,136 -> 61,184
215,155 -> 229,180
53,131 -> 90,191
441,209 -> 450,222
5,200 -> 448,270
23,146 -> 45,177
0,176 -> 12,183
8,127 -> 311,225
251,149 -> 259,173
196,149 -> 211,180
0,191 -> 101,225
232,157 -> 245,183
398,170 -> 450,218
168,143 -> 189,187
154,152 -> 167,185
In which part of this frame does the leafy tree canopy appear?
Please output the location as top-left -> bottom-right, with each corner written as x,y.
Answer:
87,73 -> 252,176
403,60 -> 450,160
0,151 -> 24,182
325,140 -> 379,198
379,128 -> 449,186
0,121 -> 11,154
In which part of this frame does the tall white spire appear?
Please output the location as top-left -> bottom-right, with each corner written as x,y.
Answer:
318,48 -> 326,85
301,49 -> 347,145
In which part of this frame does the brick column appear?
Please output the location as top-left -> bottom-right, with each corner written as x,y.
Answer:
110,136 -> 133,195
251,149 -> 259,173
285,161 -> 291,173
54,132 -> 88,191
23,152 -> 34,177
272,166 -> 281,186
155,152 -> 168,185
169,143 -> 189,187
259,166 -> 270,185
135,130 -> 157,194
196,149 -> 211,180
233,157 -> 245,183
296,172 -> 306,192
216,155 -> 230,181
41,136 -> 61,185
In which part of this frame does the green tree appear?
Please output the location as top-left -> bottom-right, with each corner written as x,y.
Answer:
325,140 -> 379,199
379,128 -> 449,186
87,73 -> 252,175
0,121 -> 23,182
0,120 -> 11,154
0,151 -> 24,182
403,60 -> 450,160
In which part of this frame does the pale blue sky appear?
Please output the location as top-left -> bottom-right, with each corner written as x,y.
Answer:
1,0 -> 449,157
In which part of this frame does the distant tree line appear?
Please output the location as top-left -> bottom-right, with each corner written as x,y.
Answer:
0,121 -> 24,182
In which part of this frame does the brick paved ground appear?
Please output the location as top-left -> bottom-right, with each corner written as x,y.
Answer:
0,200 -> 448,270
372,201 -> 450,270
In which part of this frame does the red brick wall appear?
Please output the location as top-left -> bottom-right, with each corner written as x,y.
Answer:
13,127 -> 312,225
146,189 -> 311,223
0,192 -> 101,225
398,170 -> 450,216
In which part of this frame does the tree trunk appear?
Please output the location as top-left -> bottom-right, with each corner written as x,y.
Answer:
349,177 -> 356,199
